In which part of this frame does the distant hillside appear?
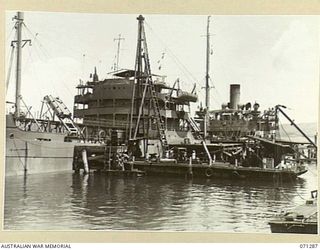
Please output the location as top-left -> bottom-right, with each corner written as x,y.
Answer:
279,122 -> 317,143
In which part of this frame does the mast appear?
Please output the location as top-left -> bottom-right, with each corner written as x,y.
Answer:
114,34 -> 125,71
14,12 -> 23,118
129,15 -> 144,140
204,16 -> 211,138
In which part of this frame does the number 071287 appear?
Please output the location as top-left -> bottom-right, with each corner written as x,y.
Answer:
300,244 -> 318,248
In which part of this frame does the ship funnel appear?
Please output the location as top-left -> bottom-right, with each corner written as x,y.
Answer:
229,84 -> 240,109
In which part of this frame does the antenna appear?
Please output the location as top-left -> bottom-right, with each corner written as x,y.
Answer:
114,34 -> 125,71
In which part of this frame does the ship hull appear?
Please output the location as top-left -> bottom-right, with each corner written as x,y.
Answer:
6,126 -> 79,176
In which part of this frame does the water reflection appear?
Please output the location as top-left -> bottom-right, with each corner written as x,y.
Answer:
68,171 -> 307,231
4,164 -> 316,232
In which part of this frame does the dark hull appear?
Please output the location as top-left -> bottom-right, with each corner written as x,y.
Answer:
269,221 -> 318,234
126,161 -> 306,181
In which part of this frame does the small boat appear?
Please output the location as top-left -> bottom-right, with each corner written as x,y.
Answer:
269,190 -> 318,234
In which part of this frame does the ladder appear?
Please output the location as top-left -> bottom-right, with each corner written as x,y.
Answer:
131,15 -> 169,156
149,80 -> 170,153
44,95 -> 80,136
143,46 -> 169,153
187,117 -> 201,132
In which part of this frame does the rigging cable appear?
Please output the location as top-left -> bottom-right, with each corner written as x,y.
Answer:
279,118 -> 317,175
6,25 -> 15,42
144,21 -> 200,85
145,21 -> 209,118
5,26 -> 16,63
12,138 -> 26,168
23,23 -> 75,100
6,46 -> 15,94
145,20 -> 225,112
278,119 -> 315,200
279,119 -> 292,142
209,77 -> 224,106
23,23 -> 50,60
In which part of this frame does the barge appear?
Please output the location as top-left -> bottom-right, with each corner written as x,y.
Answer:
269,190 -> 318,234
126,160 -> 307,181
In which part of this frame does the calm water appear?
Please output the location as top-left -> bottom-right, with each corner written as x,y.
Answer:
4,164 -> 318,233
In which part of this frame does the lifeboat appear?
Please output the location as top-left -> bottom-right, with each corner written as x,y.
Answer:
176,90 -> 198,103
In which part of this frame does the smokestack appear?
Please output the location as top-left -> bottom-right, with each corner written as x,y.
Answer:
229,84 -> 240,109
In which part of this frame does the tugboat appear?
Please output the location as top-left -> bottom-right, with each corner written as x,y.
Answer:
269,190 -> 318,234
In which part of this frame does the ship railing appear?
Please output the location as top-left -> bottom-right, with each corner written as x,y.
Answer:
18,95 -> 43,131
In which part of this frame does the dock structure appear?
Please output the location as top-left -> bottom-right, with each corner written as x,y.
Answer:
72,144 -> 145,176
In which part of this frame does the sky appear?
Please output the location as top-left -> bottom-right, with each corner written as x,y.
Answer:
5,11 -> 320,124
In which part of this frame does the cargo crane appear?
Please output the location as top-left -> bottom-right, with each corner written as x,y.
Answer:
42,95 -> 83,138
275,105 -> 317,149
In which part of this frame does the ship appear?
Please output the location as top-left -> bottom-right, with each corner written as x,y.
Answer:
71,15 -> 308,181
6,13 -> 202,176
195,84 -> 279,141
73,15 -> 201,160
5,12 -> 92,176
7,13 -> 312,179
195,17 -> 317,153
191,16 -> 317,166
269,190 -> 318,234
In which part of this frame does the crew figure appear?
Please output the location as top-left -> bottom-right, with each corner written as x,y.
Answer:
192,150 -> 196,160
